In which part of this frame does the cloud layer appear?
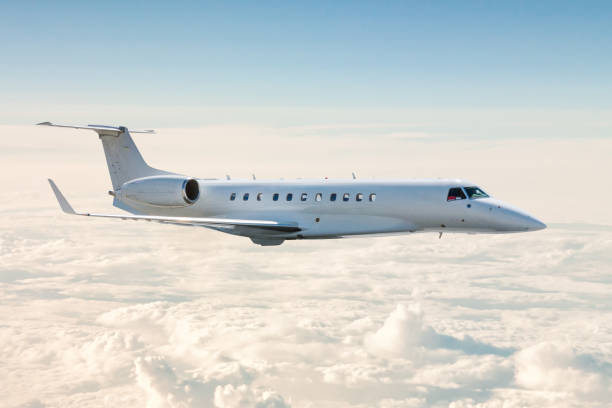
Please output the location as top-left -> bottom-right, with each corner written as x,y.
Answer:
2,211 -> 612,407
1,127 -> 612,407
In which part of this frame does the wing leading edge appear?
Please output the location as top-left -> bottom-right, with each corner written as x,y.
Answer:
47,179 -> 301,233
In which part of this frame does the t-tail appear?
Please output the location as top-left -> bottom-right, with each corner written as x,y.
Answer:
37,122 -> 172,190
38,122 -> 201,214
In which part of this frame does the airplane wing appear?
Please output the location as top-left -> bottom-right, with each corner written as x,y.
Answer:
48,179 -> 301,233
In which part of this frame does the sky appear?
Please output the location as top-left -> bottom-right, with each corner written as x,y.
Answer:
1,2 -> 612,408
1,1 -> 612,116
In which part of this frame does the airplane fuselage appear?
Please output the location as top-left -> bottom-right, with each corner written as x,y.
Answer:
119,178 -> 546,243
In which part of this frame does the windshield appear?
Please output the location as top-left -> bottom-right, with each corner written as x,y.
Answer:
464,186 -> 489,199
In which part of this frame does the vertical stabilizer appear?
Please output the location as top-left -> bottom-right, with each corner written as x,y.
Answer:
37,123 -> 172,189
98,127 -> 170,189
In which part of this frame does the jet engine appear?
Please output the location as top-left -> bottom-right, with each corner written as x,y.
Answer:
116,176 -> 200,207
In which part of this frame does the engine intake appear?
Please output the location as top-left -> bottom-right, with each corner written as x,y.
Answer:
182,178 -> 199,203
118,176 -> 200,207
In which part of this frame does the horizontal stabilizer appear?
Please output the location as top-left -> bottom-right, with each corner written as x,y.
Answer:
37,122 -> 155,135
47,179 -> 301,233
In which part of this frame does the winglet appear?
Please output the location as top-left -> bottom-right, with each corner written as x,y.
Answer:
48,179 -> 76,214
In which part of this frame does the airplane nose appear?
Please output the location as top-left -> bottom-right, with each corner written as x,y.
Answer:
470,198 -> 546,233
506,210 -> 546,232
523,216 -> 547,231
482,199 -> 546,232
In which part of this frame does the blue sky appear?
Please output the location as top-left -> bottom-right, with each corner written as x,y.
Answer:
1,1 -> 611,115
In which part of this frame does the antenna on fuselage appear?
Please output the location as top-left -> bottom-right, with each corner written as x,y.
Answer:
226,174 -> 231,180
252,174 -> 256,180
352,172 -> 357,180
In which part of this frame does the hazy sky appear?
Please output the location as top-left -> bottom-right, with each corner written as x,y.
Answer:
1,2 -> 612,408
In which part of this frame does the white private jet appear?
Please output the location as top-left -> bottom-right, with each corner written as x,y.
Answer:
41,122 -> 546,246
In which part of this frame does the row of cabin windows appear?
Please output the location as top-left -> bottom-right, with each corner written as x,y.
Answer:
229,192 -> 377,202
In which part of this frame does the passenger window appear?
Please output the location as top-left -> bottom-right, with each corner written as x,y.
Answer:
243,193 -> 249,201
356,193 -> 363,202
286,193 -> 293,201
330,193 -> 337,202
230,193 -> 236,201
447,187 -> 466,201
369,193 -> 376,202
343,193 -> 350,202
315,193 -> 322,202
301,193 -> 308,201
273,193 -> 279,201
257,192 -> 263,201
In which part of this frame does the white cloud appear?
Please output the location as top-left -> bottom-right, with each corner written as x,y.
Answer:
377,398 -> 427,408
365,304 -> 426,358
74,331 -> 144,381
135,356 -> 192,408
412,355 -> 513,390
364,304 -> 510,360
3,223 -> 612,407
515,342 -> 612,399
214,384 -> 290,408
319,362 -> 396,387
133,355 -> 289,408
448,398 -> 524,408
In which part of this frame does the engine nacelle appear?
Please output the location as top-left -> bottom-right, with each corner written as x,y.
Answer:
117,176 -> 200,207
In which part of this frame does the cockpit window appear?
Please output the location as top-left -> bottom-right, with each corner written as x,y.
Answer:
447,187 -> 466,201
464,186 -> 489,199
